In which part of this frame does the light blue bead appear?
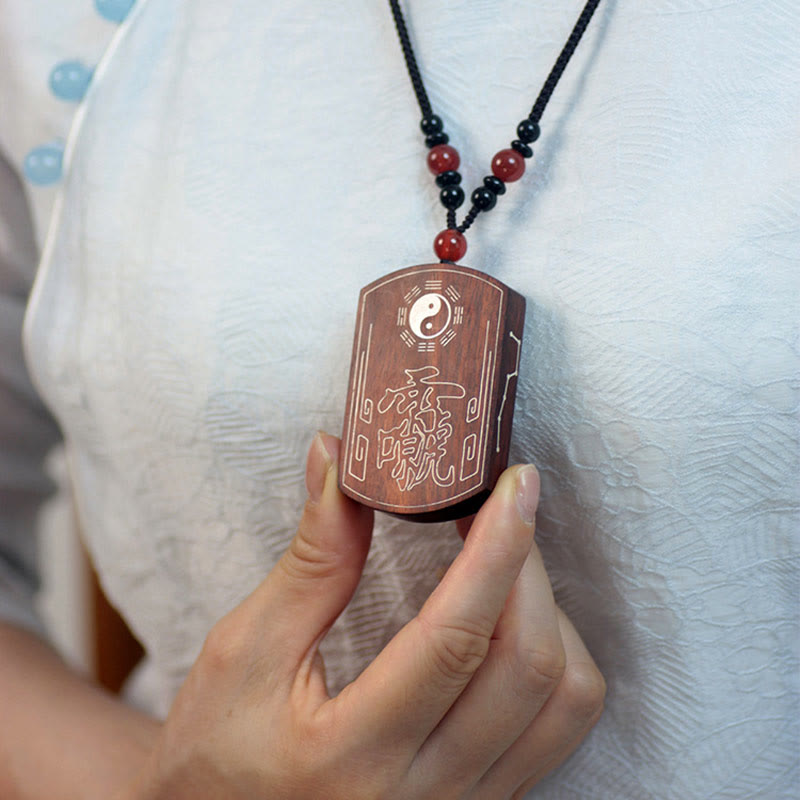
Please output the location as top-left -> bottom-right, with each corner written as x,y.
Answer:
94,0 -> 136,23
23,144 -> 64,186
49,60 -> 93,102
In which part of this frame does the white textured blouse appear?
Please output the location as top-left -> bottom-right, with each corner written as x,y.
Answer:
3,0 -> 799,797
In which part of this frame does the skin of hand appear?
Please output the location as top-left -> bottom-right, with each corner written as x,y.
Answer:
119,432 -> 605,800
0,623 -> 160,800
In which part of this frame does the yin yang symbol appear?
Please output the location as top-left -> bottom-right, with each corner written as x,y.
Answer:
409,293 -> 452,340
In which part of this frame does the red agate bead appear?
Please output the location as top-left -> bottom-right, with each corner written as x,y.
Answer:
491,148 -> 526,182
427,144 -> 460,175
434,228 -> 467,262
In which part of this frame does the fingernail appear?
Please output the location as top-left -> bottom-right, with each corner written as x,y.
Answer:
306,432 -> 339,503
515,465 -> 540,525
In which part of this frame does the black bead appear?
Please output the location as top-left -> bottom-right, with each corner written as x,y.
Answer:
425,131 -> 449,148
440,186 -> 465,210
511,139 -> 534,158
420,114 -> 444,135
517,119 -> 541,143
435,170 -> 462,188
471,186 -> 497,211
483,175 -> 506,195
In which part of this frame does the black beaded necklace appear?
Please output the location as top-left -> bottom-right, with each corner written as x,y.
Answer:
390,0 -> 603,262
339,1 -> 603,522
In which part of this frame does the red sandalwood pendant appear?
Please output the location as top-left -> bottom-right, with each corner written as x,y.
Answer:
340,263 -> 525,522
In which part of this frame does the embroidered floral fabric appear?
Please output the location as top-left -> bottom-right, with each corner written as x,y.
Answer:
5,0 -> 800,796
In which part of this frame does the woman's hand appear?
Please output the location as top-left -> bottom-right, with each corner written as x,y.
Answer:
123,433 -> 604,800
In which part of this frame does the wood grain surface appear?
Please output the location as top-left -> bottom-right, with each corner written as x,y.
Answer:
340,263 -> 525,522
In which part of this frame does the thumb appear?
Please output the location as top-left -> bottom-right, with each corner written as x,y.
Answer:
260,432 -> 374,668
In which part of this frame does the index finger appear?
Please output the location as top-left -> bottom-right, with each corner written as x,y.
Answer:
335,465 -> 540,754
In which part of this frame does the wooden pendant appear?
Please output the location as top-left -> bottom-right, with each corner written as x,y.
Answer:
339,263 -> 525,522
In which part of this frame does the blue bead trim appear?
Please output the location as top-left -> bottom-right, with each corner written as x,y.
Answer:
26,0 -> 138,186
24,143 -> 64,186
49,60 -> 93,102
94,0 -> 136,24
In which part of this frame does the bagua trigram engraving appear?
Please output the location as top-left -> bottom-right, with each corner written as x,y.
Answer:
401,285 -> 464,348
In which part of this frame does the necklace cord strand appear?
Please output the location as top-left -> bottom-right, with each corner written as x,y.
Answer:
388,0 -> 433,119
388,0 -> 603,246
529,0 -> 603,123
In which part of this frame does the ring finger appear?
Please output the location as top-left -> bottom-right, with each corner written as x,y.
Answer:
407,539 -> 565,796
472,606 -> 606,799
